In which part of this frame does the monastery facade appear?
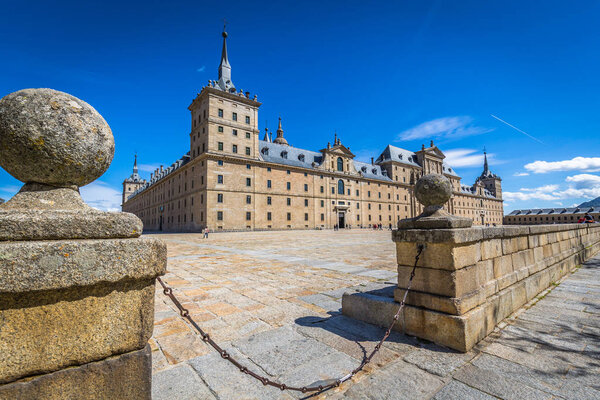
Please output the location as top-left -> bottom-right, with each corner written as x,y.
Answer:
122,29 -> 504,232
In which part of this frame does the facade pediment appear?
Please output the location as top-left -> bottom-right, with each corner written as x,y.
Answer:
320,144 -> 355,158
417,146 -> 445,159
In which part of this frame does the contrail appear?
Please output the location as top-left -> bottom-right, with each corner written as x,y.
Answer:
490,114 -> 544,144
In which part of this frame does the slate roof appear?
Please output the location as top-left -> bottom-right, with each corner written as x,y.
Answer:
375,144 -> 459,177
130,152 -> 191,199
258,141 -> 322,169
507,207 -> 599,216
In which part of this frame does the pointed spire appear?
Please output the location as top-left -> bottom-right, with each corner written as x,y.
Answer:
273,117 -> 288,145
483,147 -> 489,174
133,154 -> 138,174
217,23 -> 235,92
334,131 -> 338,146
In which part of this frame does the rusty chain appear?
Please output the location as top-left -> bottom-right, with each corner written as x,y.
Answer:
157,243 -> 424,393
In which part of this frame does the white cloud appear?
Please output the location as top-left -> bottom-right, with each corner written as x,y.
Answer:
80,181 -> 122,212
503,176 -> 600,203
513,172 -> 529,177
524,157 -> 600,174
565,173 -> 600,188
138,163 -> 160,173
444,149 -> 485,168
398,116 -> 492,141
197,66 -> 206,72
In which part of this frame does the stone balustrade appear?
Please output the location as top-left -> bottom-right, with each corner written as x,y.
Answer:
342,173 -> 600,352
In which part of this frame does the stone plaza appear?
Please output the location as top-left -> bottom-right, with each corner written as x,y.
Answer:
151,230 -> 600,400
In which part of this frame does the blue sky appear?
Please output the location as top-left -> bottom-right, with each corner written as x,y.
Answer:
1,1 -> 599,212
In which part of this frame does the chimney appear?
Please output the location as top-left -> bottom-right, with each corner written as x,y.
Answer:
430,140 -> 434,147
160,165 -> 163,173
371,157 -> 374,165
245,91 -> 250,98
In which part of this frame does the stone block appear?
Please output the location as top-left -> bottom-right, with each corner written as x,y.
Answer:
0,280 -> 155,384
493,255 -> 513,279
481,239 -> 502,260
397,241 -> 480,271
0,237 -> 166,293
511,249 -> 534,271
0,345 -> 151,400
393,228 -> 483,245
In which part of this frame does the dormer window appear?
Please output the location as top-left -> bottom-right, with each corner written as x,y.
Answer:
408,156 -> 412,162
281,151 -> 288,159
399,154 -> 403,160
361,166 -> 367,172
261,147 -> 269,155
298,154 -> 305,162
372,168 -> 377,174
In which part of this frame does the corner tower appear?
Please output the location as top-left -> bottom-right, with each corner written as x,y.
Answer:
477,150 -> 502,199
188,26 -> 262,161
122,154 -> 146,204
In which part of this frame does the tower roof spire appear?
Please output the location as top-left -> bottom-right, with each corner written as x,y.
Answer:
273,116 -> 288,146
483,147 -> 489,174
133,153 -> 138,174
216,22 -> 235,92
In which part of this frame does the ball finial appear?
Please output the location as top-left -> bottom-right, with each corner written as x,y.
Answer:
414,174 -> 452,208
0,88 -> 114,187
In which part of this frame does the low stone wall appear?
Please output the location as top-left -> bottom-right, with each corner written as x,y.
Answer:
343,223 -> 600,352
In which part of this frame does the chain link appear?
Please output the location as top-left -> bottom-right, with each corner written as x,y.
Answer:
157,243 -> 424,393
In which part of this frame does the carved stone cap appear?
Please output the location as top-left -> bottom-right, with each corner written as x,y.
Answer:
0,88 -> 141,240
398,173 -> 473,229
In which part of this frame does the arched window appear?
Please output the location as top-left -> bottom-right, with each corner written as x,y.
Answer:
337,157 -> 344,172
338,179 -> 344,195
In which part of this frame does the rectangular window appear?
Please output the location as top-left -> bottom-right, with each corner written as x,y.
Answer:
245,116 -> 250,124
218,142 -> 223,151
331,187 -> 335,194
267,212 -> 272,221
246,178 -> 251,186
287,198 -> 291,206
217,211 -> 223,220
233,112 -> 238,121
218,109 -> 223,117
304,199 -> 308,207
232,144 -> 238,153
267,180 -> 272,188
246,195 -> 251,204
304,184 -> 308,192
217,175 -> 223,184
246,164 -> 251,169
245,132 -> 251,139
287,170 -> 291,174
217,193 -> 223,203
267,167 -> 271,172
320,213 -> 324,221
356,190 -> 359,196
368,191 -> 371,197
267,196 -> 272,205
287,212 -> 291,221
320,200 -> 324,207
304,213 -> 308,221
287,182 -> 291,190
357,203 -> 360,209
320,186 -> 324,193
245,147 -> 251,156
246,211 -> 251,220
233,129 -> 238,136
218,126 -> 223,133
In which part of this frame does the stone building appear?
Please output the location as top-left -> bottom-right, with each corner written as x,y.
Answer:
122,29 -> 504,232
504,207 -> 600,225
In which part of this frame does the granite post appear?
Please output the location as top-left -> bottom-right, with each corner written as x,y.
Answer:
0,89 -> 166,398
342,174 -> 600,352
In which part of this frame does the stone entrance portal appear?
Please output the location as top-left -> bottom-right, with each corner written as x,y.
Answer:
338,212 -> 345,229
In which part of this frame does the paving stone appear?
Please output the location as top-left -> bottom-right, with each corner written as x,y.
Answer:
339,360 -> 444,400
152,364 -> 216,400
454,363 -> 553,400
188,346 -> 293,400
403,343 -> 476,377
232,326 -> 338,377
432,380 -> 497,400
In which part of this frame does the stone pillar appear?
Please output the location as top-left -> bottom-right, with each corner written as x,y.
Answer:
0,89 -> 166,398
343,174 -> 600,352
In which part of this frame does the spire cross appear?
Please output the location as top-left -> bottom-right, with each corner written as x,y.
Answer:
223,18 -> 227,32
